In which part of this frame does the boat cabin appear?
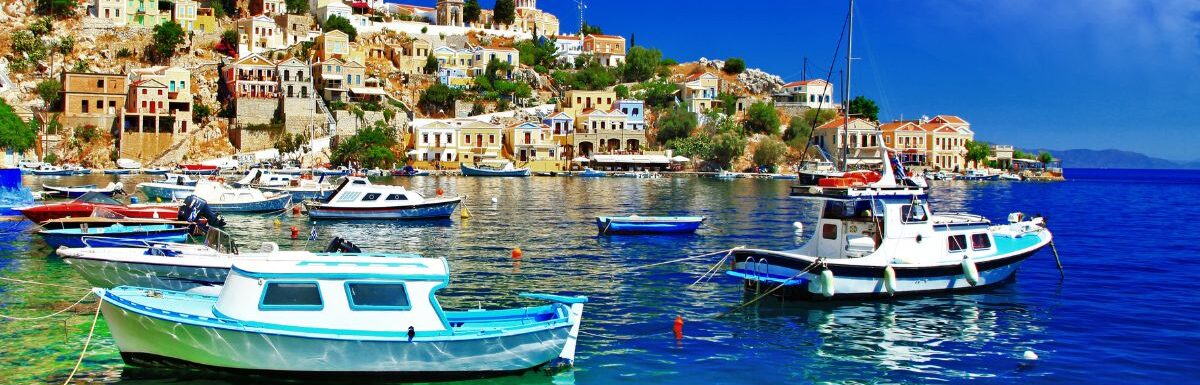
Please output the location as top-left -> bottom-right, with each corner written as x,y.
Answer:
323,177 -> 427,206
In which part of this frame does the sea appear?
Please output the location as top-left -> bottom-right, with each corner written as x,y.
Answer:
1,168 -> 1198,384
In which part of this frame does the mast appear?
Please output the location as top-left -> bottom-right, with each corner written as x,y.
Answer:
841,0 -> 854,171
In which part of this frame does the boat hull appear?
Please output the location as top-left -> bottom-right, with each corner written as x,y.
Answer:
205,194 -> 291,213
308,199 -> 460,220
460,165 -> 531,177
139,183 -> 196,201
596,217 -> 704,234
259,186 -> 335,201
63,256 -> 229,291
98,293 -> 571,378
39,227 -> 189,249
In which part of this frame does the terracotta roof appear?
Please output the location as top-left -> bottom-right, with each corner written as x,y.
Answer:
555,35 -> 581,41
585,34 -> 625,40
816,116 -> 872,130
880,121 -> 921,132
685,71 -> 717,82
782,79 -> 828,88
930,115 -> 967,125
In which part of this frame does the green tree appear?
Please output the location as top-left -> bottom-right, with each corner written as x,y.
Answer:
667,136 -> 712,159
149,21 -> 185,63
36,79 -> 62,109
717,92 -> 738,116
847,95 -> 879,121
34,0 -> 74,18
964,140 -> 991,168
580,21 -> 602,35
710,131 -> 746,169
743,101 -> 780,135
285,0 -> 308,14
634,77 -> 677,108
0,100 -> 36,154
493,0 -> 515,26
193,103 -> 212,123
1038,151 -> 1054,164
722,57 -> 746,75
418,83 -> 460,116
463,0 -> 481,25
324,15 -> 357,41
614,84 -> 629,99
753,136 -> 787,168
514,38 -> 557,69
331,121 -> 396,168
423,54 -> 439,75
621,46 -> 661,83
654,109 -> 697,145
211,0 -> 225,17
274,133 -> 307,157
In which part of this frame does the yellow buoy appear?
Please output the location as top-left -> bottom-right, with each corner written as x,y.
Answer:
460,205 -> 471,219
962,257 -> 980,286
273,218 -> 281,227
820,269 -> 836,298
883,265 -> 897,295
156,196 -> 162,203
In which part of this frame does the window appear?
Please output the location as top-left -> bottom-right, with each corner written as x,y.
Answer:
346,282 -> 410,310
822,223 -> 838,240
971,234 -> 992,250
385,194 -> 407,201
902,204 -> 927,223
81,100 -> 89,113
488,134 -> 494,144
96,79 -> 104,88
260,282 -> 323,309
337,191 -> 362,202
96,100 -> 102,109
361,193 -> 381,201
948,235 -> 968,252
422,133 -> 429,143
465,135 -> 471,144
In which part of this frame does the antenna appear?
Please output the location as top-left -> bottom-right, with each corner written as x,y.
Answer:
573,0 -> 586,34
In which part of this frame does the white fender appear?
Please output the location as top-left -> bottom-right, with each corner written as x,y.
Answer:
962,257 -> 980,286
820,269 -> 836,297
883,265 -> 897,295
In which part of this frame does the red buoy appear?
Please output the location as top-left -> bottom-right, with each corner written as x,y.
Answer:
436,187 -> 444,196
511,247 -> 522,259
673,315 -> 684,340
290,226 -> 299,239
292,204 -> 301,215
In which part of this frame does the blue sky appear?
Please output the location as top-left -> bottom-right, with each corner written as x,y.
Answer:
407,1 -> 1200,160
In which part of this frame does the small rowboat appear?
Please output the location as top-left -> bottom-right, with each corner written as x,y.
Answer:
38,222 -> 191,248
31,165 -> 74,176
142,167 -> 171,175
103,169 -> 137,175
578,168 -> 606,177
43,182 -> 124,198
595,215 -> 706,235
460,162 -> 530,177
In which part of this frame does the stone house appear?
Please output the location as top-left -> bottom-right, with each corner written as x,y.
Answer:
277,57 -> 320,134
120,79 -> 182,162
385,38 -> 431,75
274,14 -> 317,47
92,0 -> 127,26
60,72 -> 128,130
679,71 -> 720,114
237,15 -> 285,57
225,53 -> 279,126
582,34 -> 626,67
313,57 -> 347,101
250,0 -> 284,16
314,30 -> 350,61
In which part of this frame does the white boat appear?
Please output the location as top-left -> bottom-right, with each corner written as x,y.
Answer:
999,173 -> 1022,181
116,158 -> 143,169
93,254 -> 587,378
232,169 -> 298,188
306,177 -> 461,220
188,181 -> 291,213
137,174 -> 199,201
460,160 -> 531,177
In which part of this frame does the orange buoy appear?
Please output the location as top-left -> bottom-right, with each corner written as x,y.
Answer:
511,247 -> 522,259
436,187 -> 444,196
290,226 -> 299,239
292,204 -> 301,215
673,315 -> 684,340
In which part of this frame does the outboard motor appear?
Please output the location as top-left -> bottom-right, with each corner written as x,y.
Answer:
323,237 -> 361,253
178,195 -> 227,228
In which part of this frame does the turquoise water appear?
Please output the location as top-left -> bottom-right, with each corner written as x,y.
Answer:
2,169 -> 1198,384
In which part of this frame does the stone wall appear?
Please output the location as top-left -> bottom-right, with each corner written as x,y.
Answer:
333,110 -> 392,135
235,98 -> 278,126
231,126 -> 281,152
119,132 -> 178,163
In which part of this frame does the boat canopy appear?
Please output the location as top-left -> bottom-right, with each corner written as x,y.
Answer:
73,192 -> 123,206
231,255 -> 449,281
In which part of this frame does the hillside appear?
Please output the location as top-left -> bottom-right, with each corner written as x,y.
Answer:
1029,148 -> 1200,170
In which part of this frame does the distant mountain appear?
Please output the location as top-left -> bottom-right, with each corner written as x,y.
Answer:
1024,148 -> 1199,169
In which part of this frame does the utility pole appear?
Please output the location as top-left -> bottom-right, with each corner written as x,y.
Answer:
573,0 -> 586,34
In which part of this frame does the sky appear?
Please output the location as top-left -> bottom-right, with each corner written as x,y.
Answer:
404,1 -> 1200,160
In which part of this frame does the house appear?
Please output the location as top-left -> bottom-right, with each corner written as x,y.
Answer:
582,34 -> 625,67
237,15 -> 285,56
558,89 -> 616,126
457,120 -> 503,163
470,46 -> 519,78
505,122 -> 557,162
120,79 -> 171,161
812,117 -> 882,168
880,121 -> 926,165
126,0 -> 165,27
431,46 -> 473,70
277,58 -> 316,127
920,115 -> 974,171
61,72 -> 128,129
679,72 -> 720,114
437,67 -> 472,89
250,0 -> 284,16
543,111 -> 574,136
990,144 -> 1014,170
274,14 -> 317,46
573,107 -> 644,157
414,120 -> 457,163
194,7 -> 217,33
312,57 -> 347,101
316,1 -> 351,23
511,0 -> 559,37
172,0 -> 198,31
225,53 -> 279,125
385,38 -> 431,74
617,99 -> 645,131
552,34 -> 582,66
774,79 -> 835,109
92,0 -> 127,26
349,76 -> 386,103
314,30 -> 350,61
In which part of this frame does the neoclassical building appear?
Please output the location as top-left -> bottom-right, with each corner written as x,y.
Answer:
435,0 -> 463,27
433,0 -> 558,36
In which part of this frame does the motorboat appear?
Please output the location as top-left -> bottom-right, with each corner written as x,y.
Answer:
393,165 -> 430,177
578,167 -> 607,177
92,254 -> 587,378
38,221 -> 190,248
179,164 -> 219,175
42,182 -> 124,198
796,159 -> 844,186
999,173 -> 1022,181
313,166 -> 351,177
187,181 -> 291,213
17,192 -> 178,223
137,174 -> 199,201
232,169 -> 297,188
31,165 -> 73,176
116,158 -> 143,169
460,161 -> 530,177
103,169 -> 137,175
142,167 -> 171,175
714,170 -> 739,180
306,177 -> 461,220
257,178 -> 337,201
596,215 -> 705,235
68,165 -> 93,175
955,169 -> 1000,181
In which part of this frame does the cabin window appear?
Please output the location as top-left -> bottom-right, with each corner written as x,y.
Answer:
345,282 -> 411,310
822,223 -> 838,240
385,194 -> 406,201
948,235 -> 968,253
971,233 -> 992,250
260,282 -> 323,310
337,191 -> 362,202
901,204 -> 928,223
362,193 -> 381,201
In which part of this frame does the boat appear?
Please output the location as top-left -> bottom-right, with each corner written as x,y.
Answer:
68,165 -> 93,175
772,173 -> 800,180
998,173 -> 1022,181
596,215 -> 706,235
796,159 -> 845,186
16,192 -> 179,223
188,181 -> 292,213
306,177 -> 461,220
42,182 -> 124,198
179,164 -> 219,175
38,221 -> 191,248
313,166 -> 351,177
116,158 -> 143,169
714,170 -> 739,180
955,169 -> 1000,181
92,254 -> 587,378
137,174 -> 199,201
578,167 -> 607,177
31,165 -> 74,176
232,169 -> 297,188
258,180 -> 337,201
142,167 -> 171,175
392,165 -> 430,177
460,161 -> 531,177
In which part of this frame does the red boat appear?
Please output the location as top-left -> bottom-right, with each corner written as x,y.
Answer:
18,192 -> 179,223
179,164 -> 219,175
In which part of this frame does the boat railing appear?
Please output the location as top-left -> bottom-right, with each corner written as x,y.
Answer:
202,227 -> 240,254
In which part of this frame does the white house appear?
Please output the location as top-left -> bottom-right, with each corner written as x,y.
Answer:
316,1 -> 352,23
414,120 -> 457,163
774,79 -> 836,109
92,0 -> 128,26
237,15 -> 286,57
553,34 -> 582,66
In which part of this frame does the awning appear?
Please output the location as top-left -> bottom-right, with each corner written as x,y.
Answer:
592,154 -> 671,164
321,74 -> 343,80
571,157 -> 590,162
350,87 -> 387,95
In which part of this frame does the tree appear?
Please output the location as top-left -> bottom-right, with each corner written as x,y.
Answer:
285,0 -> 308,14
753,136 -> 787,168
193,103 -> 212,123
34,0 -> 75,18
722,57 -> 746,75
0,100 -> 36,154
418,83 -> 460,116
423,55 -> 439,75
847,95 -> 879,121
621,46 -> 661,83
710,131 -> 746,168
493,0 -> 515,27
1038,151 -> 1054,164
580,21 -> 602,35
743,101 -> 780,135
211,0 -> 225,17
274,133 -> 307,157
324,15 -> 357,41
514,38 -> 558,69
655,109 -> 697,145
463,0 -> 481,25
331,121 -> 396,169
717,92 -> 738,116
634,77 -> 677,108
149,21 -> 186,63
964,140 -> 991,168
614,84 -> 629,99
36,79 -> 62,109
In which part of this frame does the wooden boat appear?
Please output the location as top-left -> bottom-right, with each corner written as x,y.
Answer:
188,181 -> 291,213
17,192 -> 178,223
392,166 -> 430,176
578,167 -> 607,177
179,164 -> 219,175
31,165 -> 74,176
306,177 -> 460,220
595,215 -> 706,235
38,222 -> 190,248
460,161 -> 530,177
43,182 -> 124,198
92,255 -> 586,378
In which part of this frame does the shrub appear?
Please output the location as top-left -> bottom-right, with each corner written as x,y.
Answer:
722,58 -> 746,74
753,136 -> 787,168
655,109 -> 697,145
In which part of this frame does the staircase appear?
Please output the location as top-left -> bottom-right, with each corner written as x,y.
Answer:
315,97 -> 336,136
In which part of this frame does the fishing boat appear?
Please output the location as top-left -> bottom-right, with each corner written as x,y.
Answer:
142,167 -> 171,175
306,177 -> 461,220
179,164 -> 219,175
117,158 -> 143,169
232,169 -> 297,188
92,255 -> 587,379
578,167 -> 607,177
313,166 -> 351,177
137,174 -> 199,201
998,173 -> 1022,181
31,165 -> 74,176
258,178 -> 337,201
393,165 -> 430,177
38,222 -> 190,248
796,159 -> 845,186
596,215 -> 706,235
42,182 -> 124,198
461,161 -> 531,177
714,170 -> 739,180
955,169 -> 1000,181
188,181 -> 291,213
103,169 -> 137,175
772,173 -> 800,180
17,192 -> 179,223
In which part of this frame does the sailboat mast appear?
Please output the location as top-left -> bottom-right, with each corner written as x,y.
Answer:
841,0 -> 854,171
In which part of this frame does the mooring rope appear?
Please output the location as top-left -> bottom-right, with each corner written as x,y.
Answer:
715,258 -> 825,319
62,301 -> 102,385
0,291 -> 94,321
689,249 -> 736,287
609,247 -> 745,276
0,276 -> 92,291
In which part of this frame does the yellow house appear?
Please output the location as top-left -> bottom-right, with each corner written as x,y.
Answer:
431,46 -> 474,70
386,38 -> 431,75
505,121 -> 558,162
679,71 -> 720,113
880,121 -> 927,165
558,90 -> 616,129
457,120 -> 503,163
921,115 -> 974,171
314,30 -> 350,61
194,7 -> 217,33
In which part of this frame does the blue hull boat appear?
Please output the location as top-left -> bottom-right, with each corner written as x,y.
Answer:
308,199 -> 461,220
38,224 -> 189,249
596,216 -> 706,235
205,193 -> 291,213
955,174 -> 1000,181
32,169 -> 74,176
313,169 -> 350,177
104,169 -> 136,175
139,183 -> 196,201
259,186 -> 335,201
578,168 -> 607,177
460,164 -> 531,177
142,168 -> 170,175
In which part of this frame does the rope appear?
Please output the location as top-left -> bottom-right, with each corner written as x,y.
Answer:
62,301 -> 102,385
609,247 -> 744,275
715,258 -> 824,319
0,276 -> 92,291
0,291 -> 94,321
689,249 -> 734,287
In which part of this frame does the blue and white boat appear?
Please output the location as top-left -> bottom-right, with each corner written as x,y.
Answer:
954,169 -> 999,181
188,181 -> 291,213
137,174 -> 199,201
461,161 -> 530,177
313,166 -> 351,177
42,182 -> 124,198
392,165 -> 430,177
31,165 -> 74,176
38,222 -> 190,248
103,169 -> 137,175
578,168 -> 607,177
306,177 -> 460,220
596,215 -> 706,235
141,167 -> 171,175
93,255 -> 587,379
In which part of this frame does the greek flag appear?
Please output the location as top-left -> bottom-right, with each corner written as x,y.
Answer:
309,226 -> 319,241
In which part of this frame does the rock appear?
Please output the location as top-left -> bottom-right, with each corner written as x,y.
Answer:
511,67 -> 543,89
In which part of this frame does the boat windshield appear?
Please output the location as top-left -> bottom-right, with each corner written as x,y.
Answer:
73,192 -> 122,205
822,199 -> 879,220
